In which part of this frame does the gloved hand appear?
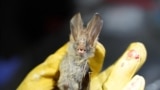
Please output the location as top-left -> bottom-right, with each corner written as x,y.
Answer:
17,42 -> 147,90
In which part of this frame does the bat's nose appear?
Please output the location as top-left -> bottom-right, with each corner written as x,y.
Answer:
77,48 -> 86,54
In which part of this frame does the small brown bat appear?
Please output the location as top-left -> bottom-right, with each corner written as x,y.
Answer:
57,13 -> 103,90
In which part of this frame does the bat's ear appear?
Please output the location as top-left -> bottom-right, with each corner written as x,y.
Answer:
70,13 -> 83,41
87,13 -> 103,46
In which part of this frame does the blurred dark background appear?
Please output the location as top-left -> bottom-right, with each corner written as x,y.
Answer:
1,0 -> 160,90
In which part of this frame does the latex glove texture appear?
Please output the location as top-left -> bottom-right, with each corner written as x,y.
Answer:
17,42 -> 147,90
90,42 -> 146,90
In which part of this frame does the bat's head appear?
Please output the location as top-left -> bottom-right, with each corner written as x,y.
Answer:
69,13 -> 103,58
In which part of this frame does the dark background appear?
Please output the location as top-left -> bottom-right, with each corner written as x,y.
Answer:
1,0 -> 160,90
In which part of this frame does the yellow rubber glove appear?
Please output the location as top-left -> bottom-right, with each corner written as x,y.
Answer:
17,42 -> 147,90
90,42 -> 147,90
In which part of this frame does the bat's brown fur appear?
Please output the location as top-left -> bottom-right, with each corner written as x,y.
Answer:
57,13 -> 103,90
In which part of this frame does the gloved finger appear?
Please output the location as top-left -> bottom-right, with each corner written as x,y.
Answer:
90,65 -> 114,90
123,75 -> 145,90
17,43 -> 68,90
88,42 -> 106,77
102,42 -> 147,90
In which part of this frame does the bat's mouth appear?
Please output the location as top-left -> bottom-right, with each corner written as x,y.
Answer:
77,48 -> 86,54
76,48 -> 86,57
